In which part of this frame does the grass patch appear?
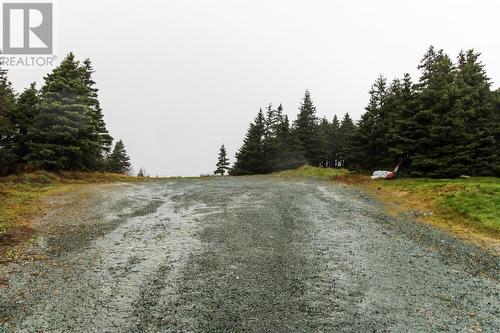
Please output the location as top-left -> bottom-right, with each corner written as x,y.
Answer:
275,166 -> 349,178
362,177 -> 500,237
0,171 -> 141,249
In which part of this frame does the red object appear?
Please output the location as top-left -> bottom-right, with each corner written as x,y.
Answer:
386,172 -> 397,179
386,161 -> 403,179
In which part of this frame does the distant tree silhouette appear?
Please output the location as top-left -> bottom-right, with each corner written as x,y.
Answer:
107,140 -> 131,174
214,144 -> 230,175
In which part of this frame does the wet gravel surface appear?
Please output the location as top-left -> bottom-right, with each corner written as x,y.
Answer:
0,176 -> 499,332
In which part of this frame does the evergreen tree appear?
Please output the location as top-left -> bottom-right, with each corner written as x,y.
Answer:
82,59 -> 113,169
317,117 -> 331,167
412,47 -> 459,177
263,103 -> 281,171
293,90 -> 321,166
385,73 -> 417,172
214,144 -> 230,175
454,49 -> 497,176
338,113 -> 357,168
264,103 -> 283,141
26,53 -> 98,170
137,168 -> 145,177
0,53 -> 117,175
231,109 -> 267,175
107,139 -> 131,174
351,75 -> 389,169
269,112 -> 305,171
0,66 -> 17,174
13,83 -> 40,166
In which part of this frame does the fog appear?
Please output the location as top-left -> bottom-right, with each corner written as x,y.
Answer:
6,0 -> 500,176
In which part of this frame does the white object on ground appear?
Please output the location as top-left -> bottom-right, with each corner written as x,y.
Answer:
371,170 -> 391,180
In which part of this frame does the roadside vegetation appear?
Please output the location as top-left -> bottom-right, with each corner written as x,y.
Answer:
0,52 -> 137,254
0,171 -> 141,256
276,166 -> 349,178
358,176 -> 499,236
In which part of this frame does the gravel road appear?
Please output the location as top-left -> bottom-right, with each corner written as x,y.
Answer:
1,176 -> 499,332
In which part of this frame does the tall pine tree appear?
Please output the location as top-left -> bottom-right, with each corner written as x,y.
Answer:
293,90 -> 322,166
385,73 -> 417,173
454,49 -> 497,176
231,109 -> 267,175
13,83 -> 40,166
317,117 -> 331,167
270,110 -> 305,171
412,47 -> 459,177
26,53 -> 98,170
338,113 -> 357,168
82,59 -> 113,170
351,75 -> 388,169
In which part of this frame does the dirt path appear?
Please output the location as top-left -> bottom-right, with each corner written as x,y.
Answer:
1,177 -> 499,332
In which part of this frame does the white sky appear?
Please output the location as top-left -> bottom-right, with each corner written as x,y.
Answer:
6,0 -> 500,176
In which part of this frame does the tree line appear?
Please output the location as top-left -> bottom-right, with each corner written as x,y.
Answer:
0,53 -> 131,176
230,46 -> 500,178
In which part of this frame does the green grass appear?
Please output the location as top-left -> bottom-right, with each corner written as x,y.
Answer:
275,166 -> 349,178
374,177 -> 500,233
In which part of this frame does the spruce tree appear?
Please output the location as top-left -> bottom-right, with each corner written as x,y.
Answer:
107,140 -> 131,174
338,113 -> 357,168
214,144 -> 230,175
293,90 -> 321,166
231,109 -> 266,175
263,104 -> 281,171
82,59 -> 113,169
412,47 -> 459,177
0,66 -> 17,174
13,83 -> 40,166
317,117 -> 331,167
137,168 -> 145,177
385,73 -> 417,173
270,112 -> 305,171
352,75 -> 389,170
26,53 -> 98,170
371,75 -> 391,167
454,49 -> 497,176
264,103 -> 283,141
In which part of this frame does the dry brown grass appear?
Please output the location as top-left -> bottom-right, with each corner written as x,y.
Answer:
0,171 -> 142,258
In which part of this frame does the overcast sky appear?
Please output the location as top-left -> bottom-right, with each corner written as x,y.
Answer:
6,0 -> 500,176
